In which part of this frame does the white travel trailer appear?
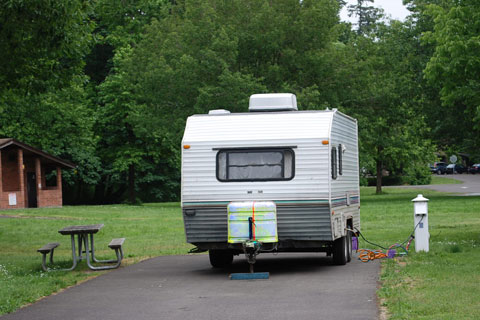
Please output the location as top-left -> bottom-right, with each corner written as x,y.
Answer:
181,93 -> 360,267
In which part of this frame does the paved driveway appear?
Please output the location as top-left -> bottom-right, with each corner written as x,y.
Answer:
3,253 -> 380,320
405,174 -> 480,196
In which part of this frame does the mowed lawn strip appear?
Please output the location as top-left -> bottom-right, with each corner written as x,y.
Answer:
0,203 -> 192,315
429,175 -> 463,185
1,189 -> 479,318
360,187 -> 480,320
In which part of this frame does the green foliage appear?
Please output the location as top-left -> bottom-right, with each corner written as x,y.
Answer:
1,0 -> 478,203
347,0 -> 384,35
0,0 -> 99,197
0,78 -> 100,187
422,0 -> 480,158
401,164 -> 432,185
95,0 -> 346,202
0,0 -> 94,93
343,18 -> 435,193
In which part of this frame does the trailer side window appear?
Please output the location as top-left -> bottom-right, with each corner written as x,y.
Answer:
338,144 -> 343,176
217,149 -> 294,182
331,146 -> 337,180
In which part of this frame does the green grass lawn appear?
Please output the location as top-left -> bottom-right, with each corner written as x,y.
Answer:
1,190 -> 479,318
360,187 -> 480,319
429,175 -> 463,185
0,203 -> 192,315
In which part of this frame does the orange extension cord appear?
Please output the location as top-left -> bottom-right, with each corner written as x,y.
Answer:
357,240 -> 413,262
357,249 -> 387,262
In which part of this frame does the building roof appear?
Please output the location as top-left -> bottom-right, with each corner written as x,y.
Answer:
0,138 -> 75,169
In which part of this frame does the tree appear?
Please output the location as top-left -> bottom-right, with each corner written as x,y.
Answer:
86,0 -> 173,203
85,0 -> 170,85
422,0 -> 480,159
343,19 -> 435,193
96,46 -> 154,204
0,0 -> 94,93
0,0 -> 100,202
348,0 -> 384,35
0,78 -> 101,199
97,0 -> 345,202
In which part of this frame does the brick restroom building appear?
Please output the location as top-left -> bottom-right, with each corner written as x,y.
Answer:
0,138 -> 75,209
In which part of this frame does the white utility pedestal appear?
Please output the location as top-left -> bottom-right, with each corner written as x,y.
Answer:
412,194 -> 429,252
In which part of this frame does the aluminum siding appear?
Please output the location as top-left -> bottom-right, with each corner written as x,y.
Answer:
181,111 -> 333,203
329,111 -> 360,200
329,111 -> 361,235
184,204 -> 332,243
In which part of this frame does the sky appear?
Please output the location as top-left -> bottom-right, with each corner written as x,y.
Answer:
340,0 -> 411,23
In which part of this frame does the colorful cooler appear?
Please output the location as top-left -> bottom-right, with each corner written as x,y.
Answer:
227,201 -> 278,243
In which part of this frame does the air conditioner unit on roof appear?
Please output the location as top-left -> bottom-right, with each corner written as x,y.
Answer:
249,93 -> 298,112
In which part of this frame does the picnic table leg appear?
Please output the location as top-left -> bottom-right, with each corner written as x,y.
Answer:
49,248 -> 55,264
68,234 -> 79,270
40,254 -> 49,272
89,234 -> 119,264
41,235 -> 78,271
84,234 -> 121,270
77,234 -> 83,260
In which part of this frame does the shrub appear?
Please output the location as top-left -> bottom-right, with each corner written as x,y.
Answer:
401,164 -> 432,185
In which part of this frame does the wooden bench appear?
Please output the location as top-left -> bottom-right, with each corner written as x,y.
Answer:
108,238 -> 125,249
37,242 -> 60,272
107,238 -> 125,267
38,242 -> 60,254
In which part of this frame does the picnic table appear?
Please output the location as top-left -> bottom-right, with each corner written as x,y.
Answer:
37,224 -> 125,272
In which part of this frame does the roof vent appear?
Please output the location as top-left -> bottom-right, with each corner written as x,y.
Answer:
249,93 -> 298,112
208,109 -> 231,115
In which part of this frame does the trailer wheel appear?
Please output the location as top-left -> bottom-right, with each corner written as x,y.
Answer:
209,250 -> 234,268
332,236 -> 348,265
346,231 -> 353,262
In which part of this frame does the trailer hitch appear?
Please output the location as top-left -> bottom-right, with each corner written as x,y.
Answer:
242,240 -> 262,273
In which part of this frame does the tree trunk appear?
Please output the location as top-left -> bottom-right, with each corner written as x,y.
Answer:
376,159 -> 382,194
128,164 -> 135,204
94,179 -> 106,204
75,181 -> 82,205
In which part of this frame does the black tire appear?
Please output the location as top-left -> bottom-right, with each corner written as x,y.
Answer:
332,236 -> 348,265
209,250 -> 234,268
346,231 -> 353,262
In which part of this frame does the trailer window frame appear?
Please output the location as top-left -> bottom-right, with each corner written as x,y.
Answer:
331,146 -> 338,180
216,148 -> 295,182
338,144 -> 343,176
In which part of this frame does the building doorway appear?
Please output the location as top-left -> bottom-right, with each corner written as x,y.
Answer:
26,172 -> 37,208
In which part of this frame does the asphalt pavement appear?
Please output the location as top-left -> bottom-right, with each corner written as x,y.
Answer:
402,174 -> 480,196
3,253 -> 380,320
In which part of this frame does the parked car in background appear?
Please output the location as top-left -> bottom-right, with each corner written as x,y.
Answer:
436,165 -> 448,174
468,164 -> 480,174
430,162 -> 447,174
445,164 -> 467,174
